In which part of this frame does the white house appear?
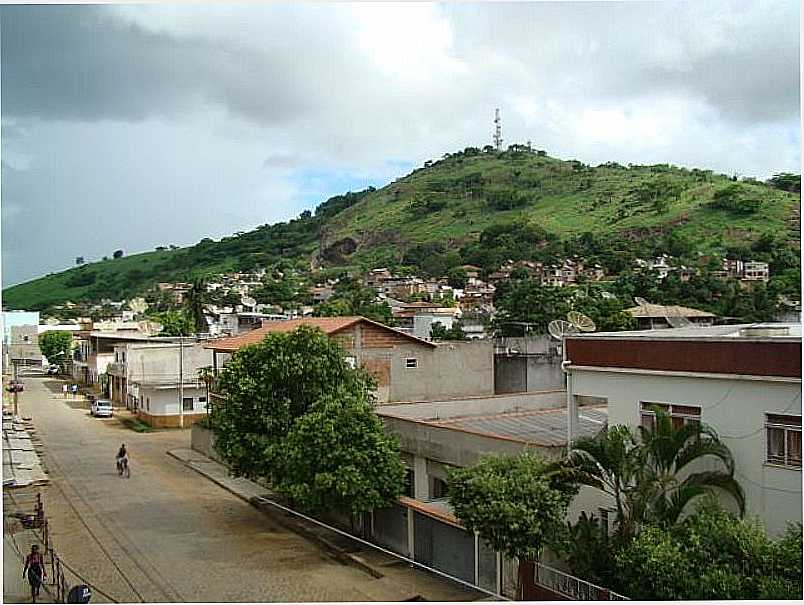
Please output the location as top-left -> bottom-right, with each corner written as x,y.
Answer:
107,341 -> 214,428
564,323 -> 802,536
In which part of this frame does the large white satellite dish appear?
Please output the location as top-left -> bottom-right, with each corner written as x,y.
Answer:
567,311 -> 597,332
634,296 -> 650,306
46,318 -> 60,326
600,291 -> 616,300
548,319 -> 577,341
665,314 -> 693,329
242,296 -> 257,308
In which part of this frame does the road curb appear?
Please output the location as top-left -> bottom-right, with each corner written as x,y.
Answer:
166,449 -> 386,581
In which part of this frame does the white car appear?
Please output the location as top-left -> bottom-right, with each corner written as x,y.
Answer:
91,400 -> 114,418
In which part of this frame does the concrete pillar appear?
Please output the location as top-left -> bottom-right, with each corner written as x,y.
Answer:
407,507 -> 415,559
567,372 -> 578,447
413,456 -> 429,500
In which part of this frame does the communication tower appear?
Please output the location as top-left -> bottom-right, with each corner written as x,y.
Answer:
493,108 -> 502,151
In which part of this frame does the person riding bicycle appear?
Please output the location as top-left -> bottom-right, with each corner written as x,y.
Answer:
115,444 -> 128,473
22,544 -> 46,602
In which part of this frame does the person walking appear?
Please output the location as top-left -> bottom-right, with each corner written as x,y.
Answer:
71,384 -> 78,399
22,544 -> 46,603
62,384 -> 68,399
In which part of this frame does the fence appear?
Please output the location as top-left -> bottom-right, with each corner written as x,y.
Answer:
6,492 -> 119,603
533,560 -> 629,601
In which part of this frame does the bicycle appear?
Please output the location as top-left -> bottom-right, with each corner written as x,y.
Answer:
116,457 -> 130,478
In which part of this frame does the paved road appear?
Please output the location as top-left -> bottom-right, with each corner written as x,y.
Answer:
10,376 -> 405,603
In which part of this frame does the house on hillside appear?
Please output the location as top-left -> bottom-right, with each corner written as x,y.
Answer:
625,302 -> 716,330
205,316 -> 494,403
564,323 -> 802,536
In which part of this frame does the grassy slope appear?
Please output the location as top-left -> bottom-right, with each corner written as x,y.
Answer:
3,151 -> 799,310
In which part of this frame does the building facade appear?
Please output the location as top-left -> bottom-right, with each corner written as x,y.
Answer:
565,324 -> 802,535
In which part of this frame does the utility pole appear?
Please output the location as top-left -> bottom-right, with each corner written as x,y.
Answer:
12,359 -> 19,417
178,336 -> 184,429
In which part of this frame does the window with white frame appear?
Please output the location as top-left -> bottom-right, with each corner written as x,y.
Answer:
405,357 -> 418,369
640,402 -> 701,431
766,414 -> 801,468
182,397 -> 194,412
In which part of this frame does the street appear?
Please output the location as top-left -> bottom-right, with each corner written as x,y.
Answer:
7,375 -> 421,602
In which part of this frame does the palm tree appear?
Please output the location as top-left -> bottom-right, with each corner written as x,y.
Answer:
570,408 -> 745,539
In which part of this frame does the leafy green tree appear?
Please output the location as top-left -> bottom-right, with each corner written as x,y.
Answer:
448,453 -> 578,598
38,331 -> 74,369
184,278 -> 208,334
212,326 -> 375,480
494,280 -> 573,334
766,172 -> 801,193
315,279 -> 394,325
710,184 -> 762,214
429,321 -> 467,341
152,310 -> 194,336
275,389 -> 405,519
613,499 -> 802,600
570,408 -> 744,540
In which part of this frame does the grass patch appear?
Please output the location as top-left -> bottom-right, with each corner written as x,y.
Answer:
119,417 -> 154,433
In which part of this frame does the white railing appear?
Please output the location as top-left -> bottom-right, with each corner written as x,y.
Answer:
534,561 -> 629,600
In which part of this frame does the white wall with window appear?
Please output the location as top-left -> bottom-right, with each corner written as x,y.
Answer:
569,368 -> 802,535
135,384 -> 208,417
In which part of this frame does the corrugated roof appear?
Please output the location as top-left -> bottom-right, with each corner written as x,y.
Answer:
205,315 -> 436,352
427,406 -> 607,446
626,303 -> 715,318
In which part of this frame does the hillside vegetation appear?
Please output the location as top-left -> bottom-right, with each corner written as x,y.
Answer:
3,146 -> 799,311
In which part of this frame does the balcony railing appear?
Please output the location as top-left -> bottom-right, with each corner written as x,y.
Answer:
534,561 -> 628,601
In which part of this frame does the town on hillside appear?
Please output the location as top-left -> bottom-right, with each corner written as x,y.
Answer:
2,2 -> 802,604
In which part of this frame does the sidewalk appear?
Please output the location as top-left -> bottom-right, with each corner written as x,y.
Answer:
167,448 -> 484,602
4,536 -> 54,604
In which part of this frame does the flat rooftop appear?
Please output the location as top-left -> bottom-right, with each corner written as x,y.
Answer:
570,323 -> 801,343
380,403 -> 606,447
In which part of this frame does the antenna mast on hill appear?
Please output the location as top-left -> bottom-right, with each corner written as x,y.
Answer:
493,108 -> 503,151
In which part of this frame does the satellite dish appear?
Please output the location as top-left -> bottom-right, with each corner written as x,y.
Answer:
129,297 -> 148,314
665,315 -> 693,329
600,291 -> 616,300
242,296 -> 256,308
46,318 -> 60,326
780,295 -> 798,307
548,319 -> 577,341
567,311 -> 596,332
148,321 -> 164,334
634,296 -> 650,306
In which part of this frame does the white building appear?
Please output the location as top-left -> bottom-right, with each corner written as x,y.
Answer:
107,341 -> 214,428
565,323 -> 802,535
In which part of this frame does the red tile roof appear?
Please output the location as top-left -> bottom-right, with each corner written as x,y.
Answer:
205,315 -> 435,352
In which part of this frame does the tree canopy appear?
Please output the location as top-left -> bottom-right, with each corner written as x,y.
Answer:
211,326 -> 405,517
38,331 -> 74,368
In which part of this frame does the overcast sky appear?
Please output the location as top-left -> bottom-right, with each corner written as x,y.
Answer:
1,1 -> 800,287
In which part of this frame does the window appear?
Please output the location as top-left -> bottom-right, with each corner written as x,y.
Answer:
640,402 -> 700,431
405,357 -> 418,369
182,397 -> 194,412
198,396 -> 207,403
429,477 -> 448,500
766,414 -> 801,468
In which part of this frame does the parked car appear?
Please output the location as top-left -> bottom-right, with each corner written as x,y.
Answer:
90,399 -> 114,418
6,380 -> 24,392
47,365 -> 60,376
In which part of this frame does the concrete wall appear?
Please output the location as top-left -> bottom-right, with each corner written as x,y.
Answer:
387,340 -> 494,403
494,336 -> 565,394
9,325 -> 42,364
570,368 -> 802,535
379,390 -> 565,420
136,385 -> 208,416
191,424 -> 222,462
381,415 -> 563,471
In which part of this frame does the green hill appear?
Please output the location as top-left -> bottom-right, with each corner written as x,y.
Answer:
3,147 -> 800,311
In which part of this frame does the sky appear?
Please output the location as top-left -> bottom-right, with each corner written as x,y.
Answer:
1,1 -> 800,287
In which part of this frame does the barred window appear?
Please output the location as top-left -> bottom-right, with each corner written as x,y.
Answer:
766,414 -> 801,468
640,402 -> 700,431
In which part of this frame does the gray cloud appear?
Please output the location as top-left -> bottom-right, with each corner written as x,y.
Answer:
1,1 -> 799,288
